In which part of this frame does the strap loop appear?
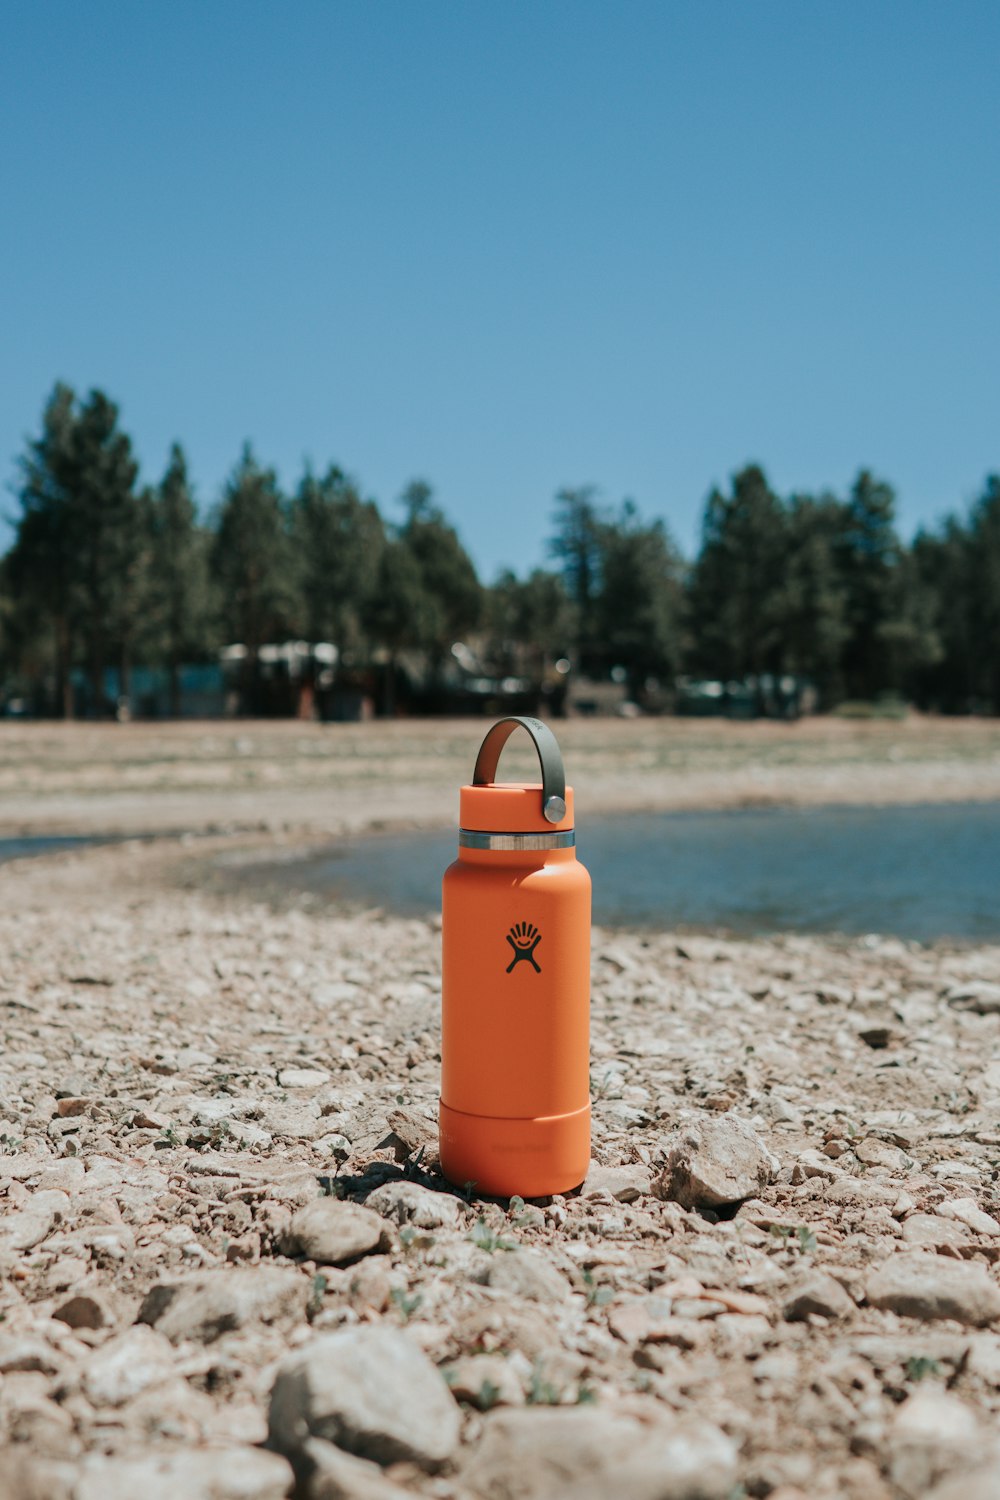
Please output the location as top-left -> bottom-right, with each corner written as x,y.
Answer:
472,716 -> 567,825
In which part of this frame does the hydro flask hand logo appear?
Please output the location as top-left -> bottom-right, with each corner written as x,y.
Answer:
506,921 -> 541,974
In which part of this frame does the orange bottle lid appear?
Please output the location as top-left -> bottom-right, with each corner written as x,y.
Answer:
460,716 -> 574,833
459,780 -> 575,834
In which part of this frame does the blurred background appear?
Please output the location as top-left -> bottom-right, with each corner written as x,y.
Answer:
2,2 -> 999,937
2,2 -> 998,725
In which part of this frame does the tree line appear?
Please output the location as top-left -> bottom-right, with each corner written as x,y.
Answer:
1,381 -> 998,717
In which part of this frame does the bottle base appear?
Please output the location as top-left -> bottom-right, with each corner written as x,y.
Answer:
438,1099 -> 590,1199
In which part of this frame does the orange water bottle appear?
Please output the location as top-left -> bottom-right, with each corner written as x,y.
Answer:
439,716 -> 591,1198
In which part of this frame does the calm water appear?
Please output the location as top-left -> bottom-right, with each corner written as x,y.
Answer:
249,802 -> 1000,943
0,836 -> 99,863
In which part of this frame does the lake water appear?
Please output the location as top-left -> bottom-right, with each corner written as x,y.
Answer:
250,802 -> 1000,943
0,836 -> 100,863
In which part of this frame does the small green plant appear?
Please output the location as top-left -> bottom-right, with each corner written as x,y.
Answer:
768,1223 -> 817,1254
575,1383 -> 598,1404
905,1356 -> 943,1383
309,1273 -> 327,1315
404,1145 -> 425,1179
528,1363 -> 561,1406
477,1379 -> 502,1410
462,1180 -> 478,1202
582,1270 -> 613,1308
390,1288 -> 423,1321
589,1068 -> 619,1100
398,1225 -> 437,1254
468,1218 -> 516,1253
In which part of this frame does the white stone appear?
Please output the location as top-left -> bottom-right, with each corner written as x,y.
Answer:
936,1198 -> 1000,1236
269,1326 -> 460,1470
277,1067 -> 330,1089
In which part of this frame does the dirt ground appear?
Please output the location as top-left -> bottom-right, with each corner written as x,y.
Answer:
2,714 -> 1000,837
1,718 -> 1000,1499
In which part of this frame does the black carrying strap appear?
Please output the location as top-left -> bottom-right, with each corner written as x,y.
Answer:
472,716 -> 568,825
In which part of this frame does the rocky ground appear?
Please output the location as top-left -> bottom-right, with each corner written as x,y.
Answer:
1,829 -> 1000,1500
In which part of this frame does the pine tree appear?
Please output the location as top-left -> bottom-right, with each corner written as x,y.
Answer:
548,486 -> 605,673
398,480 -> 481,668
686,465 -> 788,679
10,383 -> 143,716
780,494 -> 851,703
150,444 -> 212,715
836,469 -> 906,698
595,501 -> 685,697
211,445 -> 296,711
289,464 -> 385,660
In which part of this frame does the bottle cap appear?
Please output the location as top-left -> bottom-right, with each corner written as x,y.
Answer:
459,780 -> 575,834
460,716 -> 573,833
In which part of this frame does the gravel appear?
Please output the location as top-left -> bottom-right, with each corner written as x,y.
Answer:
2,829 -> 1000,1499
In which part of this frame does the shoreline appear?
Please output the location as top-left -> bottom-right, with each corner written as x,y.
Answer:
4,766 -> 1000,841
2,714 -> 1000,839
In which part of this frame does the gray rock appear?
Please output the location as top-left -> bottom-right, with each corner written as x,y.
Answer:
444,1352 -> 527,1408
902,1213 -> 970,1249
927,1467 -> 1000,1500
783,1272 -> 855,1321
946,982 -> 1000,1014
278,1067 -> 330,1088
484,1248 -> 571,1303
0,1332 -> 62,1375
888,1385 -> 984,1499
53,1292 -> 112,1329
73,1447 -> 293,1500
461,1406 -> 738,1500
825,1176 -> 901,1207
364,1180 -> 460,1230
269,1326 -> 460,1471
655,1115 -> 779,1209
0,1454 -> 74,1500
138,1266 -> 308,1343
385,1108 -> 438,1155
790,1148 -> 842,1183
300,1439 -> 415,1499
581,1162 -> 652,1202
867,1252 -> 1000,1326
937,1198 -> 1000,1236
81,1325 -> 176,1406
282,1200 -> 390,1264
0,1195 -> 65,1252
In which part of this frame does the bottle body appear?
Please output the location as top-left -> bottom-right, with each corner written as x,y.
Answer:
439,844 -> 591,1198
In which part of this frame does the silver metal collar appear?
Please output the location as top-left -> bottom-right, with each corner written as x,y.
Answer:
459,828 -> 576,851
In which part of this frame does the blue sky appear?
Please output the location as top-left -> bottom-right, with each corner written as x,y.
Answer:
2,2 -> 998,577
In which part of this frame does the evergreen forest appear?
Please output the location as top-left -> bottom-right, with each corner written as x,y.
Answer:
3,382 -> 998,718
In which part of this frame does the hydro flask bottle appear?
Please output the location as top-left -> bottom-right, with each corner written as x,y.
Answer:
439,716 -> 591,1198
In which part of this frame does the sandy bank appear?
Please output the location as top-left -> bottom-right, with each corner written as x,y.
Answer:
2,715 -> 1000,838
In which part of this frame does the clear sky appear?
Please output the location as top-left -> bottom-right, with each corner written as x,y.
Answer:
2,2 -> 998,577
